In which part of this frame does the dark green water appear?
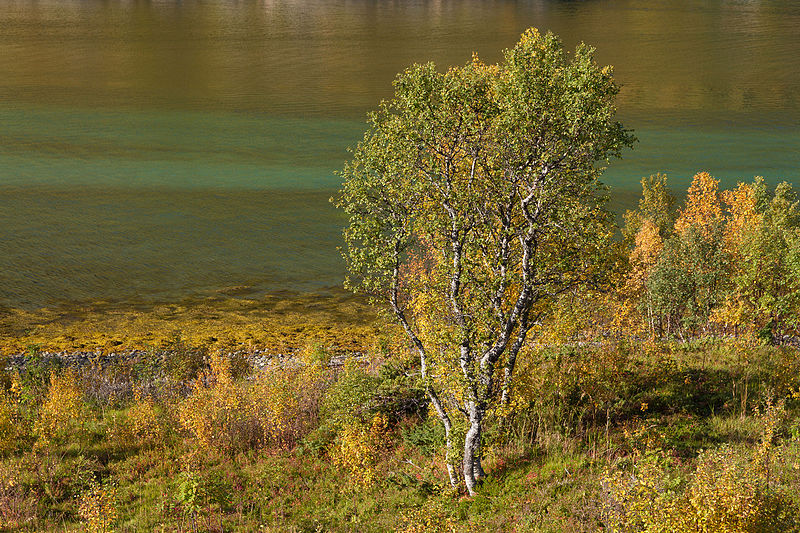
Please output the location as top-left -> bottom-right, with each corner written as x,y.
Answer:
1,0 -> 798,308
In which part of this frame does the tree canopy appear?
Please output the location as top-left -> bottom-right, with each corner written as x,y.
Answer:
335,28 -> 634,494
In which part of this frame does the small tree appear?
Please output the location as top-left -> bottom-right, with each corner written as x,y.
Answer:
336,28 -> 634,495
622,173 -> 677,244
724,180 -> 800,340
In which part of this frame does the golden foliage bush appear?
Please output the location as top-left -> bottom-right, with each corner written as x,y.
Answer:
332,414 -> 389,488
78,480 -> 117,533
604,400 -> 799,532
178,353 -> 253,453
178,351 -> 326,452
35,368 -> 88,444
108,390 -> 166,450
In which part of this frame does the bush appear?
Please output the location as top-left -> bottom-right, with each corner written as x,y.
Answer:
35,368 -> 90,444
603,399 -> 799,532
499,344 -> 632,446
178,354 -> 256,453
108,391 -> 168,450
179,352 -> 327,453
332,414 -> 390,488
321,359 -> 424,435
78,480 -> 118,533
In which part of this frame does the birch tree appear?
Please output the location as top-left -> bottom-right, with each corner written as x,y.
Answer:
335,28 -> 634,495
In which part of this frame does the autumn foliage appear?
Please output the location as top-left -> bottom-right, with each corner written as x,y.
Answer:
622,172 -> 800,341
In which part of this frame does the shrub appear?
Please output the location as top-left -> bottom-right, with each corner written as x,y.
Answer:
321,359 -> 424,435
178,350 -> 328,453
166,469 -> 232,532
78,480 -> 118,533
35,368 -> 89,444
108,390 -> 167,450
332,413 -> 390,488
178,354 -> 254,453
499,344 -> 632,446
603,399 -> 799,532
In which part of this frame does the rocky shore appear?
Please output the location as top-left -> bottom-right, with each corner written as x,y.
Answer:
4,347 -> 365,374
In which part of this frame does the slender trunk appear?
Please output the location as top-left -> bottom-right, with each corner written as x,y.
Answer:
473,426 -> 486,480
426,389 -> 458,488
462,401 -> 484,496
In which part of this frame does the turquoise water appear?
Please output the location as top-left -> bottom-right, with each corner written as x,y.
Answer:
1,0 -> 798,308
0,106 -> 362,190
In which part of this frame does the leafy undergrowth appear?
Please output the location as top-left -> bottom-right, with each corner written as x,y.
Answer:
1,333 -> 799,531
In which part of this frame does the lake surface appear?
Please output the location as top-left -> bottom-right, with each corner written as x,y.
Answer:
1,0 -> 798,308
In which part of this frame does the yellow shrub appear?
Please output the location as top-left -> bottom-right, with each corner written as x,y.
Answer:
36,369 -> 88,443
251,372 -> 297,446
108,391 -> 165,449
332,414 -> 389,488
78,480 -> 117,533
127,393 -> 164,445
604,400 -> 798,532
178,352 -> 326,453
179,359 -> 244,451
398,498 -> 457,533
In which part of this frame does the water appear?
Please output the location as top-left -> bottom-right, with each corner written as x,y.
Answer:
1,0 -> 798,308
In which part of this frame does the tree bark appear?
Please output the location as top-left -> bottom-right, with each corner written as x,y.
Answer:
462,401 -> 485,496
428,389 -> 459,488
